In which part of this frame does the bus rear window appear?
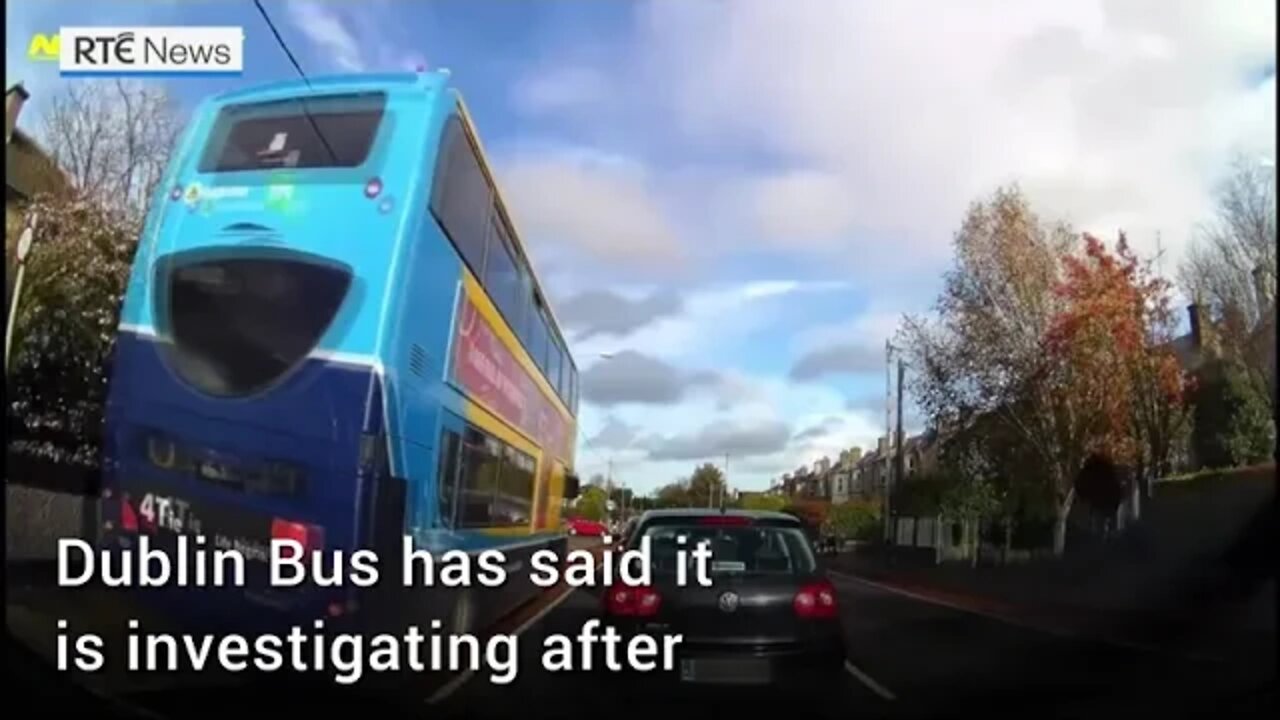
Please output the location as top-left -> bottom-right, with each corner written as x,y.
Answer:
198,92 -> 386,172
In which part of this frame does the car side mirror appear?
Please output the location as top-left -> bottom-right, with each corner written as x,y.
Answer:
564,473 -> 581,500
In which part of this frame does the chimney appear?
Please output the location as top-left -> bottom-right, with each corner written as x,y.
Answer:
6,83 -> 29,144
1187,303 -> 1202,349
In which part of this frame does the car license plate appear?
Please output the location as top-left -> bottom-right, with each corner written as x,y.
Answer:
679,658 -> 771,685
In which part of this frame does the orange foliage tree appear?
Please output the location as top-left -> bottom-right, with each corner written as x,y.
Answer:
1045,233 -> 1191,508
901,188 -> 1191,555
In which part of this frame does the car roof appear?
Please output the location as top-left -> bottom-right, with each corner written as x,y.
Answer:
633,508 -> 800,523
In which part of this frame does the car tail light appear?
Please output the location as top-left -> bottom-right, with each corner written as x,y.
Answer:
364,177 -> 383,199
794,580 -> 838,619
120,495 -> 139,532
698,515 -> 752,526
604,582 -> 662,617
271,518 -> 324,552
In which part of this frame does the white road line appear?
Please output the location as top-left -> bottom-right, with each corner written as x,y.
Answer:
844,660 -> 896,701
829,571 -> 1223,663
426,583 -> 581,705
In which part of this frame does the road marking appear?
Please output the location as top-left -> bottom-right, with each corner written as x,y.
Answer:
425,582 -> 583,704
829,571 -> 1223,663
844,660 -> 896,701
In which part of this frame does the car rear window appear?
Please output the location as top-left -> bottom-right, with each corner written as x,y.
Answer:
198,92 -> 386,172
637,523 -> 817,575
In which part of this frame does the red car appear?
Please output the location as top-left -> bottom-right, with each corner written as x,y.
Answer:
565,517 -> 608,537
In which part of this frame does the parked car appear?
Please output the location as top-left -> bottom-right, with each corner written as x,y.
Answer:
599,508 -> 848,697
565,517 -> 608,537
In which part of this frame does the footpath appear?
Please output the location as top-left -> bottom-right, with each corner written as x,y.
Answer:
825,488 -> 1275,673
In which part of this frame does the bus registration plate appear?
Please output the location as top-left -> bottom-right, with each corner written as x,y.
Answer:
135,492 -> 202,535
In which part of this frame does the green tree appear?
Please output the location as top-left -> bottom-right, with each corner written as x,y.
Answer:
7,192 -> 140,468
687,463 -> 727,507
739,493 -> 787,512
654,481 -> 691,508
1179,156 -> 1276,417
1193,357 -> 1275,468
572,485 -> 608,521
940,475 -> 1000,567
823,500 -> 879,542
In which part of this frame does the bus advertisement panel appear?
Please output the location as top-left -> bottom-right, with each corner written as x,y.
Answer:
451,290 -> 572,464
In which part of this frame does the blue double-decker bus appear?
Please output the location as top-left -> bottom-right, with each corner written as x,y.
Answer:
99,70 -> 582,637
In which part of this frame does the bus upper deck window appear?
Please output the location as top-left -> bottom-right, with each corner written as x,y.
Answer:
198,92 -> 387,173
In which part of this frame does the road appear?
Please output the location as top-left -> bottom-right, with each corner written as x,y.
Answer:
432,569 -> 1273,719
9,544 -> 1275,719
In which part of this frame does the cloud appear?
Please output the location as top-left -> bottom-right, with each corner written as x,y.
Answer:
578,350 -> 718,406
586,415 -> 641,450
644,419 -> 792,461
569,279 -> 846,366
512,66 -> 609,116
285,1 -> 365,71
846,393 -> 887,416
557,288 -> 683,341
793,416 -> 845,441
497,144 -> 686,273
790,342 -> 884,381
520,0 -> 1274,283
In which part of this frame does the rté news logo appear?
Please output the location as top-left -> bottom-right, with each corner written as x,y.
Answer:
30,27 -> 244,77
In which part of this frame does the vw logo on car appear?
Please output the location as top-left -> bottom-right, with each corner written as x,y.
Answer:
718,591 -> 739,613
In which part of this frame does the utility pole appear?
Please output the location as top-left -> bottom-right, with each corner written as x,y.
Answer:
883,339 -> 893,542
722,453 -> 730,509
894,358 -> 906,497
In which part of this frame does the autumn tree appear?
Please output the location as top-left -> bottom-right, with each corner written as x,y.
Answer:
41,80 -> 182,223
899,186 -> 1081,555
1122,234 -> 1195,496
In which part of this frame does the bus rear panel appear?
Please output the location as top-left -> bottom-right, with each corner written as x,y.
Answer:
100,74 -> 432,633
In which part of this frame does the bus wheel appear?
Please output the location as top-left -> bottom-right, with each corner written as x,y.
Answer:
451,590 -> 474,637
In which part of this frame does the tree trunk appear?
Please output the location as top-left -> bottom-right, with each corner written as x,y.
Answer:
969,520 -> 979,568
1002,518 -> 1013,565
1052,490 -> 1074,557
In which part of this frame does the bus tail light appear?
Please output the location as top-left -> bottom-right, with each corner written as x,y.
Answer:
120,495 -> 139,532
271,518 -> 324,552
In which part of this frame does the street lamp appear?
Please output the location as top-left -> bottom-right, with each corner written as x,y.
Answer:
6,213 -> 38,374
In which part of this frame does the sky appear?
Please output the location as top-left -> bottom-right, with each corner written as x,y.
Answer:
7,0 -> 1276,494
